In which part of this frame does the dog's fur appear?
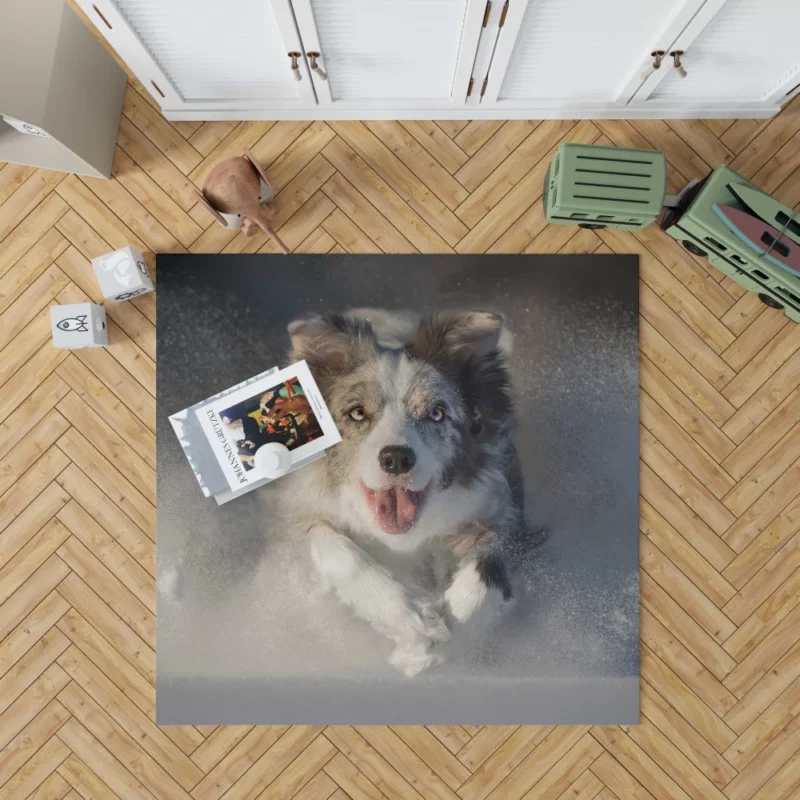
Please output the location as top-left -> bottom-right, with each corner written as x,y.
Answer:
279,310 -> 524,676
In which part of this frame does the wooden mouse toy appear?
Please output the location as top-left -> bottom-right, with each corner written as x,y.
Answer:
195,149 -> 289,254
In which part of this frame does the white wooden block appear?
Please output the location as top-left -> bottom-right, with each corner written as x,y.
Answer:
91,246 -> 154,302
51,303 -> 107,349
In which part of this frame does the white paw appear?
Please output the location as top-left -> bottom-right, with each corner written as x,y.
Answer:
410,600 -> 451,643
445,563 -> 488,622
389,640 -> 445,678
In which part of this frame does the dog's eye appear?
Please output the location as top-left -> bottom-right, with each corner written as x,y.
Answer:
429,406 -> 446,423
348,406 -> 367,422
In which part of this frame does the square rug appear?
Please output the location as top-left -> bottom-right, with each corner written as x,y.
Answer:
156,254 -> 639,724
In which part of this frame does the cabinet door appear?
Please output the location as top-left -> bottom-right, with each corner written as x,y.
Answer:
633,0 -> 800,106
480,0 -> 706,110
290,0 -> 486,108
75,0 -> 316,112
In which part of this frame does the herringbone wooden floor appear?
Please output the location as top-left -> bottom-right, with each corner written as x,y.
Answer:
3,67 -> 800,800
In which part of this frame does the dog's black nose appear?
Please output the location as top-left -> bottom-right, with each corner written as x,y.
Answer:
379,445 -> 416,475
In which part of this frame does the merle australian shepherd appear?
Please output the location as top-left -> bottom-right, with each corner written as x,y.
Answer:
280,309 -> 526,676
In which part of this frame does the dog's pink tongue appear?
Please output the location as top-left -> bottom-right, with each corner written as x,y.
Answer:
370,487 -> 421,534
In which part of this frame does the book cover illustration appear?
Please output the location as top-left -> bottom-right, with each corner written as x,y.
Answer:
170,361 -> 341,503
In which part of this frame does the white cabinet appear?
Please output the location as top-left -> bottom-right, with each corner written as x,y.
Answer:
290,0 -> 486,108
479,0 -> 706,108
75,0 -> 799,120
631,0 -> 800,108
75,0 -> 315,112
477,0 -> 799,116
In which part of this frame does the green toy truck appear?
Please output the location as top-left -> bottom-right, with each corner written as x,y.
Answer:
543,143 -> 666,231
660,165 -> 800,322
544,142 -> 800,322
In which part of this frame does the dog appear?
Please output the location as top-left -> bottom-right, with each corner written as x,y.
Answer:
279,310 -> 525,676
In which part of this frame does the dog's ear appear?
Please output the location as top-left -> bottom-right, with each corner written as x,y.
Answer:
413,311 -> 504,367
288,313 -> 377,374
414,312 -> 512,430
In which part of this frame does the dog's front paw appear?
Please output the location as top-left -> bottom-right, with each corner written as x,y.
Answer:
389,640 -> 445,678
410,599 -> 451,643
445,563 -> 489,622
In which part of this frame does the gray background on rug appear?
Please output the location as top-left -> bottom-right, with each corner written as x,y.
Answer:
156,254 -> 639,724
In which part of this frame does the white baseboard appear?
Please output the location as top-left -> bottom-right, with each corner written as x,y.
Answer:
163,104 -> 779,122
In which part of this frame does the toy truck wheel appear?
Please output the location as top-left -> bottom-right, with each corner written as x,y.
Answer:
758,293 -> 784,310
682,240 -> 708,257
578,223 -> 606,229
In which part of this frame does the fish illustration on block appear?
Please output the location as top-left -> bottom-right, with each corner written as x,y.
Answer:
56,315 -> 89,332
713,204 -> 800,277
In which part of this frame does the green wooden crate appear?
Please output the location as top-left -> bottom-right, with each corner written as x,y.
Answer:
661,165 -> 800,322
543,143 -> 667,231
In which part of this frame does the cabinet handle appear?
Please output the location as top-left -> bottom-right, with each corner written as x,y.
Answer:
92,4 -> 113,29
640,50 -> 665,81
307,52 -> 327,81
288,52 -> 302,81
498,0 -> 509,27
670,50 -> 687,79
482,1 -> 491,27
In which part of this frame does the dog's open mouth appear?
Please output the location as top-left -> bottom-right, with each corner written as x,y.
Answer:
362,483 -> 428,534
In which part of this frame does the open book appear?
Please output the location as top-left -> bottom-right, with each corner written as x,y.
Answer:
169,361 -> 341,505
